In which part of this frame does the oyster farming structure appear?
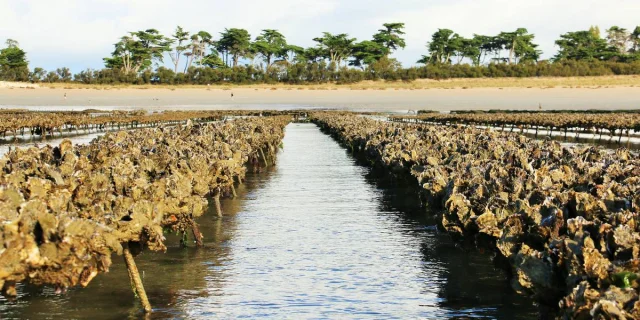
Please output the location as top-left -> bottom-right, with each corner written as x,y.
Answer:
1,109 -> 639,319
0,111 -> 289,312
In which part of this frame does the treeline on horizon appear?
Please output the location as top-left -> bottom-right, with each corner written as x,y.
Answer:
1,24 -> 640,85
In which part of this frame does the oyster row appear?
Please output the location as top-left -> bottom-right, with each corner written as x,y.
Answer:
0,110 -> 296,137
0,115 -> 289,300
390,112 -> 640,136
313,112 -> 640,319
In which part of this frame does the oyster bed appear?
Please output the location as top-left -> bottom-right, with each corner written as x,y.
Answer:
312,112 -> 640,319
0,115 -> 289,310
0,109 -> 296,138
390,112 -> 640,140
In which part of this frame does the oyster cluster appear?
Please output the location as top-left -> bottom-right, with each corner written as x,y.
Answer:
0,115 -> 288,297
313,112 -> 640,319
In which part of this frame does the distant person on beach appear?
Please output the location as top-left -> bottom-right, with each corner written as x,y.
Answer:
64,93 -> 67,100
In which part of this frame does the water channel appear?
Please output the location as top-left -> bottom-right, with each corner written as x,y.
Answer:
0,123 -> 537,319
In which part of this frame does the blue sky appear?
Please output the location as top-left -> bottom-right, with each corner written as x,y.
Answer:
1,0 -> 639,72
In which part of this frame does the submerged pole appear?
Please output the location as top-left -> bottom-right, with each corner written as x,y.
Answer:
123,246 -> 152,313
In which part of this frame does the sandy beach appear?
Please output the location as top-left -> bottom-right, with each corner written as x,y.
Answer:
1,86 -> 639,112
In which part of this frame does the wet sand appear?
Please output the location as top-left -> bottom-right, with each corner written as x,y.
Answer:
1,87 -> 639,111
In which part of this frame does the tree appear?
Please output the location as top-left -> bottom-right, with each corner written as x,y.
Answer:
103,29 -> 171,74
372,22 -> 406,56
74,69 -> 97,84
253,29 -> 288,70
169,26 -> 190,73
497,28 -> 538,64
0,39 -> 29,81
472,34 -> 497,65
486,36 -> 505,63
0,40 -> 28,68
554,30 -> 614,61
457,37 -> 481,65
350,40 -> 387,68
184,31 -> 213,71
606,26 -> 630,54
425,29 -> 460,64
217,28 -> 251,67
30,67 -> 46,82
201,49 -> 226,69
313,32 -> 356,66
56,67 -> 72,82
45,71 -> 60,83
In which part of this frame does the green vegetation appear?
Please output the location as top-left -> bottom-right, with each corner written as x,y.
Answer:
0,39 -> 29,81
418,28 -> 540,65
2,24 -> 640,85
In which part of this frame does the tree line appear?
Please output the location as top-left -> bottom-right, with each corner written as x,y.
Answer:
1,24 -> 640,84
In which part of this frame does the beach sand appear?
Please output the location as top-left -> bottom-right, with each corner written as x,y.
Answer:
1,86 -> 639,112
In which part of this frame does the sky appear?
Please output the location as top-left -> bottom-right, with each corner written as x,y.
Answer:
1,0 -> 639,72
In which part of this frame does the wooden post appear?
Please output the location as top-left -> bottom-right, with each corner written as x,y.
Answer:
213,189 -> 223,217
230,183 -> 237,198
618,130 -> 623,143
259,148 -> 269,166
626,130 -> 630,142
123,246 -> 152,313
191,220 -> 204,247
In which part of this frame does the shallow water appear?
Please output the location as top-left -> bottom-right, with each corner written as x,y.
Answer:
0,123 -> 537,319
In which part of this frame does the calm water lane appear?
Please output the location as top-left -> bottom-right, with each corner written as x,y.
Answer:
0,123 -> 537,319
185,123 -> 537,319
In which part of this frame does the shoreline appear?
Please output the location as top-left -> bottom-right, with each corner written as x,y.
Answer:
1,85 -> 639,111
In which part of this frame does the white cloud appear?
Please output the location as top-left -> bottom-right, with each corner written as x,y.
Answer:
0,0 -> 638,70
